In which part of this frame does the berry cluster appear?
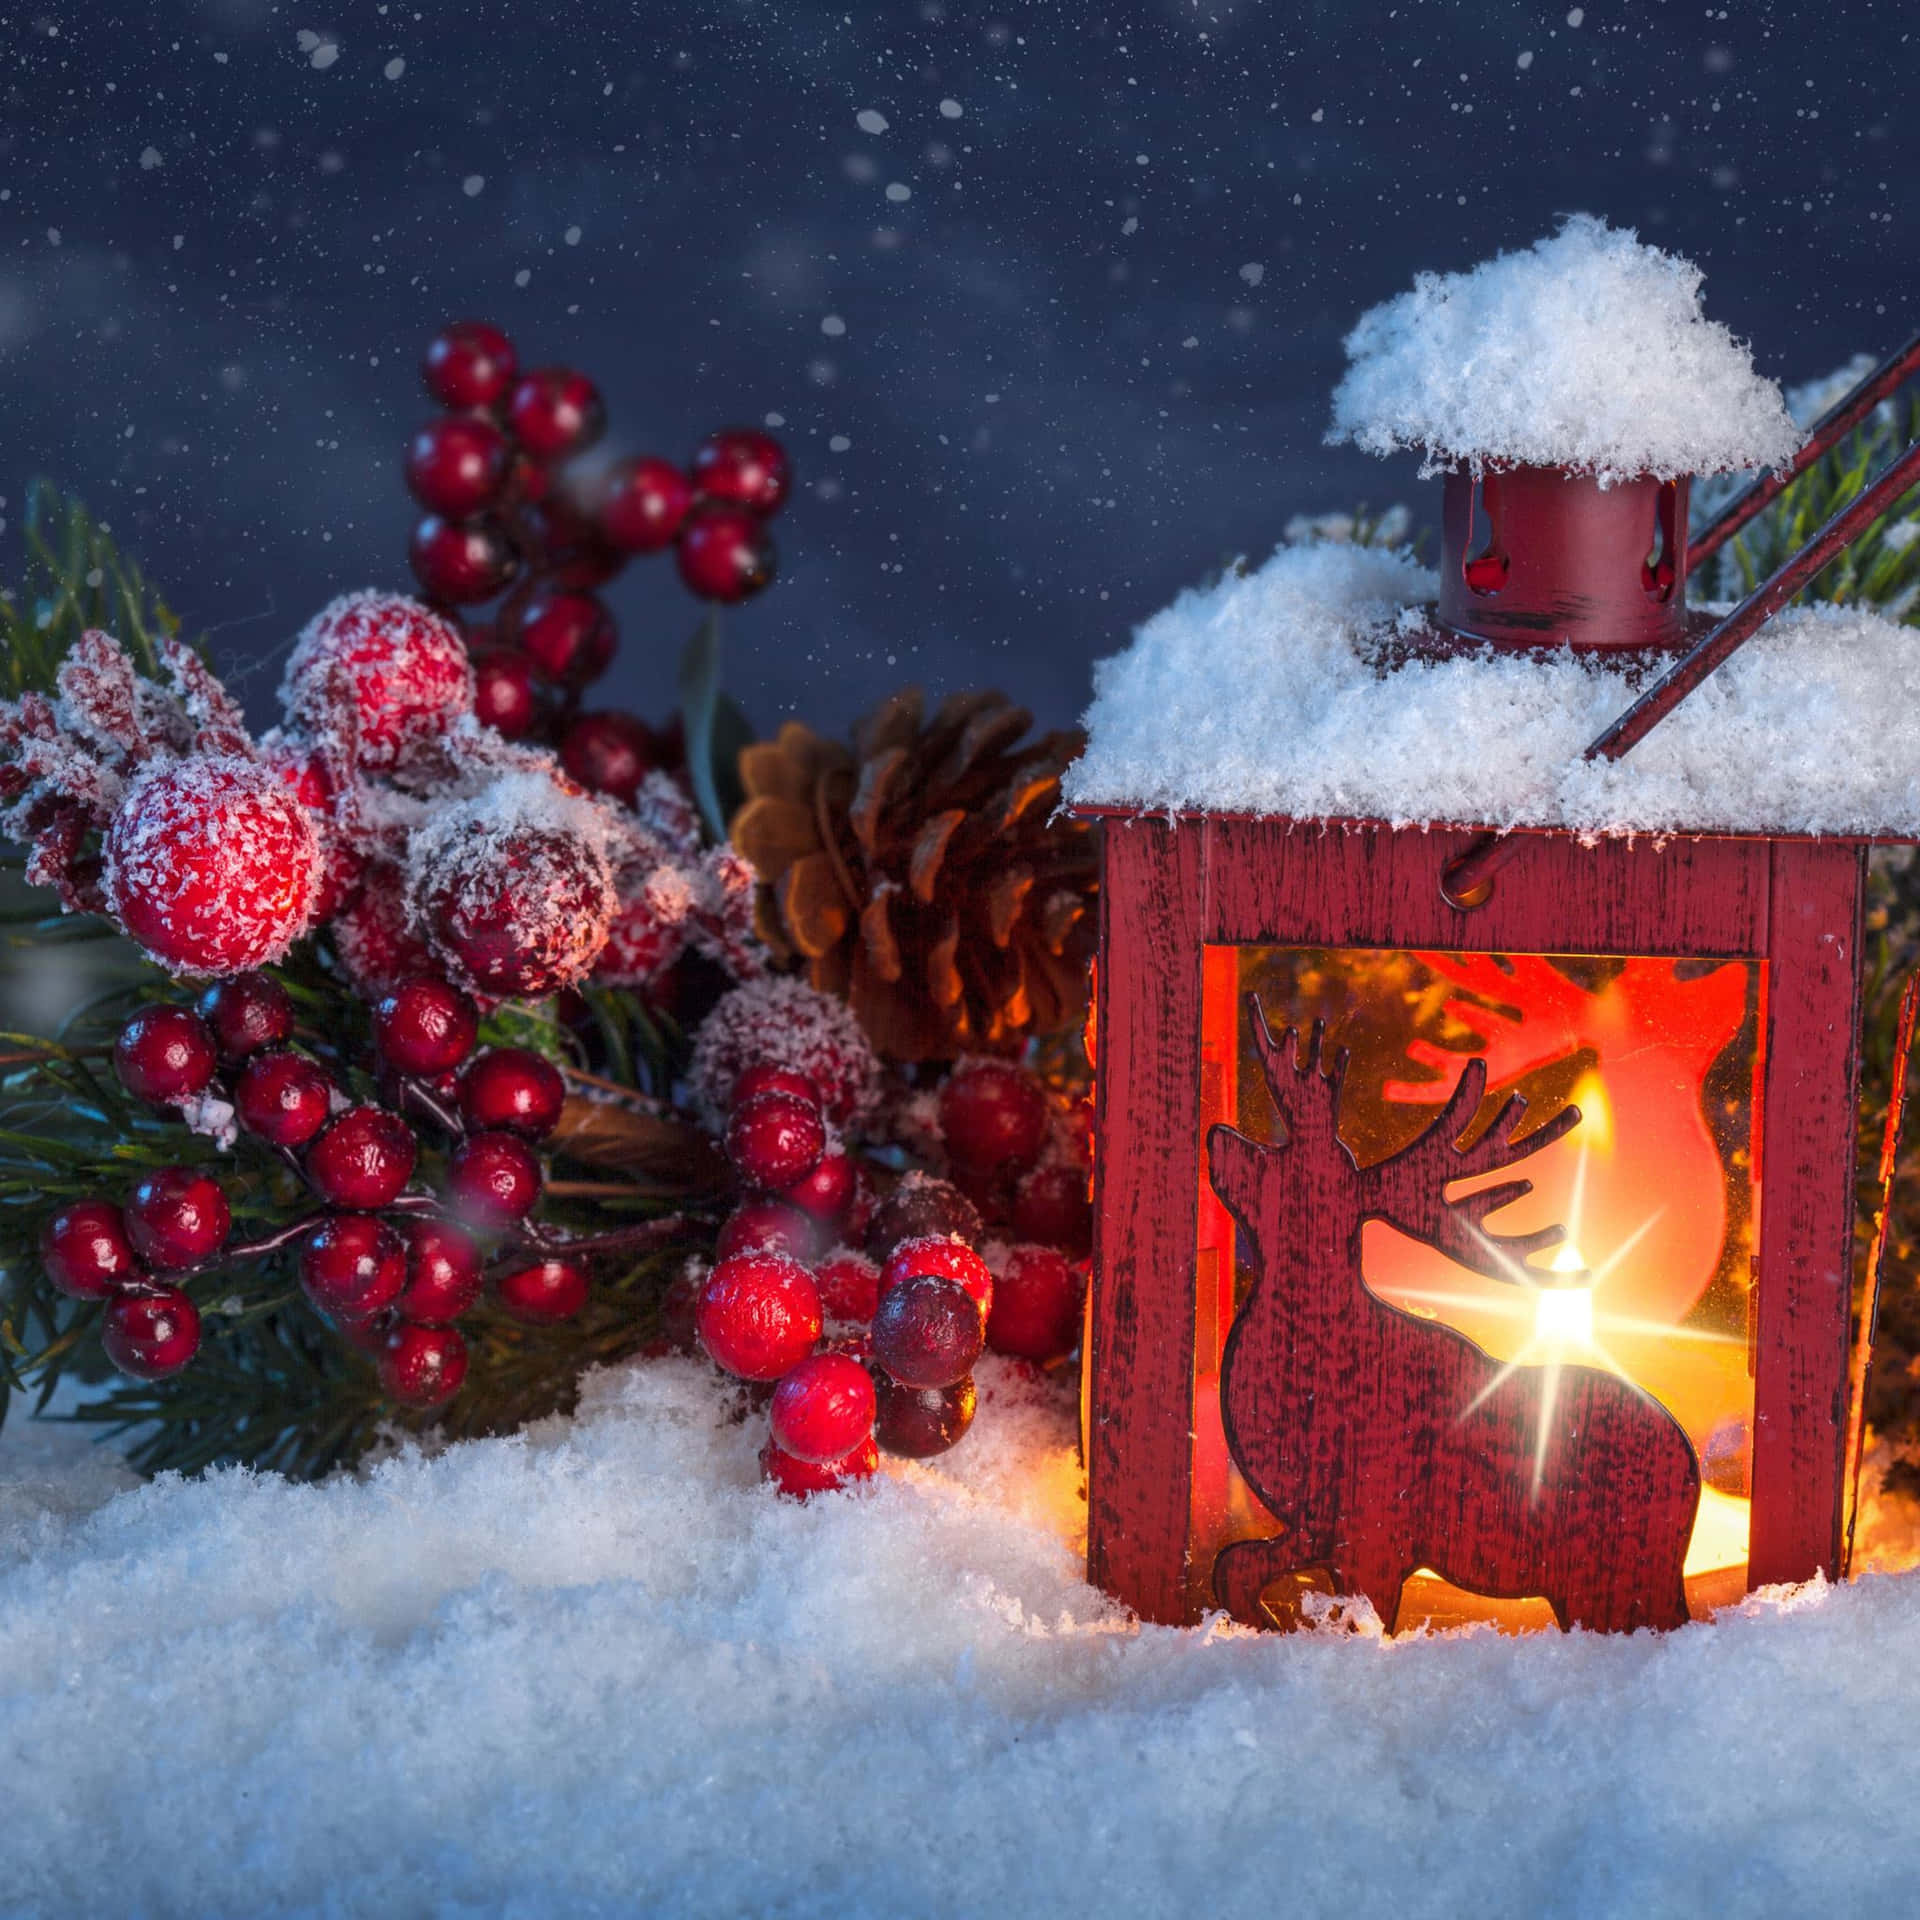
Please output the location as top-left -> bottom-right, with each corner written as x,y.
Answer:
683,1034 -> 1090,1498
47,968 -> 620,1409
406,320 -> 789,749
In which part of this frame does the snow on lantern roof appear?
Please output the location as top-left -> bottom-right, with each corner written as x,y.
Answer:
1063,539 -> 1920,840
1325,215 -> 1804,484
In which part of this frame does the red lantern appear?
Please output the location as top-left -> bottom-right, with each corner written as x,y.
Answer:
1072,305 -> 1920,1635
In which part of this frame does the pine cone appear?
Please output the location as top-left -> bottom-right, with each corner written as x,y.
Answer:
730,690 -> 1095,1061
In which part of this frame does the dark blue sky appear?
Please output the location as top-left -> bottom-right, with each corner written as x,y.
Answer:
2,0 -> 1912,737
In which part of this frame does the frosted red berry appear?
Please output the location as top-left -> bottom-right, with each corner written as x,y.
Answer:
282,592 -> 477,772
760,1433 -> 878,1500
815,1249 -> 882,1324
40,1199 -> 141,1300
865,1177 -> 983,1260
714,1198 -> 820,1263
330,867 -> 437,996
985,1244 -> 1085,1363
378,1322 -> 469,1409
508,368 -> 605,462
458,1047 -> 566,1139
513,591 -> 616,688
880,1236 -> 993,1321
769,1352 -> 876,1464
423,320 -> 517,410
409,515 -> 520,605
726,1091 -> 826,1191
102,1285 -> 201,1381
114,1005 -> 218,1105
410,817 -> 617,999
781,1150 -> 859,1223
233,1049 -> 334,1148
1011,1163 -> 1092,1256
675,503 -> 776,604
733,1064 -> 823,1110
406,415 -> 511,519
871,1273 -> 982,1390
939,1061 -> 1049,1175
471,648 -> 539,738
397,1219 -> 484,1325
299,1213 -> 409,1318
125,1167 -> 231,1271
692,428 -> 790,518
696,1250 -> 822,1381
598,454 -> 692,553
306,1106 -> 417,1210
197,973 -> 296,1062
494,1257 -> 590,1325
873,1373 -> 976,1459
374,976 -> 479,1077
105,758 -> 323,977
446,1130 -> 544,1227
559,711 -> 654,805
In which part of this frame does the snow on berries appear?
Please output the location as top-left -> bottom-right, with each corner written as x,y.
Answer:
689,976 -> 882,1133
279,591 -> 475,774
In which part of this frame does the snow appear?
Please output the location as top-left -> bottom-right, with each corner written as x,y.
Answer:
1065,540 -> 1920,838
2,1356 -> 1920,1913
1325,216 -> 1803,483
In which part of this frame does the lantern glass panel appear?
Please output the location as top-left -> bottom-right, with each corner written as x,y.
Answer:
1193,943 -> 1767,1629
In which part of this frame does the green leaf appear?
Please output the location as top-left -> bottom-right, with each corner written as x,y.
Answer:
677,610 -> 741,843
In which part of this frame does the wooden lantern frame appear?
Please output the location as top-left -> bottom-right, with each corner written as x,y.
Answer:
1082,813 -> 1867,1625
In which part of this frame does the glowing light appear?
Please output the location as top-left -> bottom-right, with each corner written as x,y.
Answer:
1532,1248 -> 1595,1350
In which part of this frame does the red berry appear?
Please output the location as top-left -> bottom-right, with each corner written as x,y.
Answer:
865,1177 -> 983,1261
692,428 -> 790,518
595,893 -> 688,990
406,415 -> 510,518
446,1130 -> 544,1227
410,813 -> 617,1000
124,1167 -> 231,1271
880,1236 -> 993,1320
378,1322 -> 469,1408
873,1373 -> 976,1459
760,1433 -> 878,1500
870,1273 -> 982,1390
423,320 -> 517,410
329,865 -> 436,996
299,1213 -> 409,1318
675,503 -> 776,604
40,1199 -> 141,1300
733,1064 -> 822,1110
513,591 -> 616,688
985,1244 -> 1085,1363
815,1249 -> 882,1324
101,1285 -> 201,1381
494,1257 -> 589,1324
939,1062 -> 1049,1175
283,591 -> 476,772
458,1047 -> 566,1139
1011,1163 -> 1092,1256
397,1219 -> 484,1324
598,455 -> 693,553
374,976 -> 479,1077
306,1106 -> 417,1210
113,1006 -> 218,1105
233,1049 -> 335,1148
726,1092 -> 826,1191
471,648 -> 539,738
197,973 -> 296,1062
652,1266 -> 704,1355
508,368 -> 605,462
696,1250 -> 822,1381
105,758 -> 323,977
781,1150 -> 859,1223
558,711 -> 655,805
409,515 -> 520,605
714,1199 -> 820,1264
769,1352 -> 876,1463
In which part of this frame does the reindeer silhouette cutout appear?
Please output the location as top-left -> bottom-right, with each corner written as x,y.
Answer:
1209,996 -> 1700,1633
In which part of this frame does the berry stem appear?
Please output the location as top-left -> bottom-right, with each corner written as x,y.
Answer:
397,1075 -> 465,1139
500,1214 -> 696,1264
